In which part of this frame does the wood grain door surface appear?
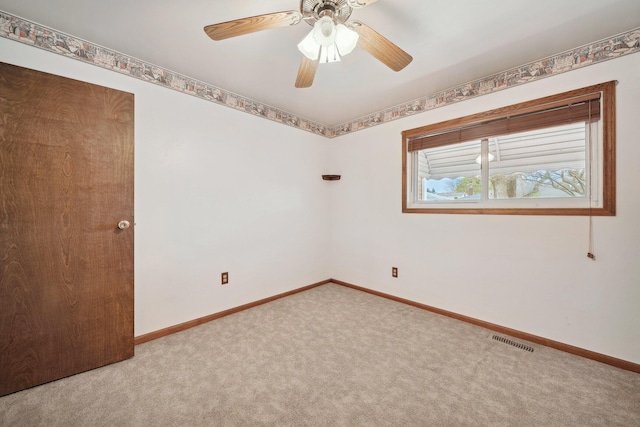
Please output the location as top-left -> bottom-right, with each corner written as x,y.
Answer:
0,62 -> 134,397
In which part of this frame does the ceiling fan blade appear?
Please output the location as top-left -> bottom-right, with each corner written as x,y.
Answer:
295,56 -> 319,88
350,20 -> 412,71
204,11 -> 302,41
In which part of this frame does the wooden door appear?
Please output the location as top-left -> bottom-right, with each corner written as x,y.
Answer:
0,62 -> 134,396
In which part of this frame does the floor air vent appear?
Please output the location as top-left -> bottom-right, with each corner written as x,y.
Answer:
492,335 -> 534,352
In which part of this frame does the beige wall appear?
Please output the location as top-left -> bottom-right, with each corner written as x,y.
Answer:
329,53 -> 640,363
2,33 -> 639,364
0,37 -> 332,336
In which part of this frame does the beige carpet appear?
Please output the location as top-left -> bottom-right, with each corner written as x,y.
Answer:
1,283 -> 639,426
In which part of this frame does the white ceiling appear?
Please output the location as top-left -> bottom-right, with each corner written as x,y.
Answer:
1,0 -> 639,126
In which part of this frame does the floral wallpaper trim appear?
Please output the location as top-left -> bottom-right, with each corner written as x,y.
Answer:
0,11 -> 329,137
329,28 -> 640,138
0,10 -> 638,139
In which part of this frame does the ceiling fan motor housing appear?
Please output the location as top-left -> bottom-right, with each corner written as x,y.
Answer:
301,0 -> 352,26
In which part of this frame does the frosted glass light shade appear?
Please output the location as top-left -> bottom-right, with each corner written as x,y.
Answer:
298,31 -> 320,60
313,16 -> 337,46
335,24 -> 359,56
297,18 -> 359,62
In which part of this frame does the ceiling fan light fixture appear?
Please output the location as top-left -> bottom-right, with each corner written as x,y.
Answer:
298,30 -> 321,60
313,16 -> 337,46
335,24 -> 359,56
319,44 -> 341,63
298,18 -> 359,62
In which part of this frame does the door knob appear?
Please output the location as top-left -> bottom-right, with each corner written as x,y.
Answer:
117,220 -> 131,230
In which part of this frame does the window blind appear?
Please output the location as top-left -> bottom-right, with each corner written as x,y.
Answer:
408,95 -> 601,152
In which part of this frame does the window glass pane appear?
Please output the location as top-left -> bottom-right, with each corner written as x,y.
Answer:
403,82 -> 614,215
416,140 -> 481,201
487,123 -> 587,200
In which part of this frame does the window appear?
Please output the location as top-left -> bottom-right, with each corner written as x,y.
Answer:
402,81 -> 616,215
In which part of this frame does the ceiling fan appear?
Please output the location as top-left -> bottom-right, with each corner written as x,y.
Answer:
203,0 -> 413,88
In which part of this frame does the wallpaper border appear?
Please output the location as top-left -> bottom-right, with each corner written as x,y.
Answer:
1,10 -> 638,139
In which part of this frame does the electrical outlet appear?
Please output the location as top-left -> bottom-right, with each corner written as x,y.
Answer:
392,267 -> 398,278
221,272 -> 228,285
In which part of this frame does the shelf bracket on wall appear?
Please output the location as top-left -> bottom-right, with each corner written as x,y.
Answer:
322,175 -> 341,181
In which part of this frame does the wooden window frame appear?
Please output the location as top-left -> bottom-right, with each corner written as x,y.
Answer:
401,81 -> 616,216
